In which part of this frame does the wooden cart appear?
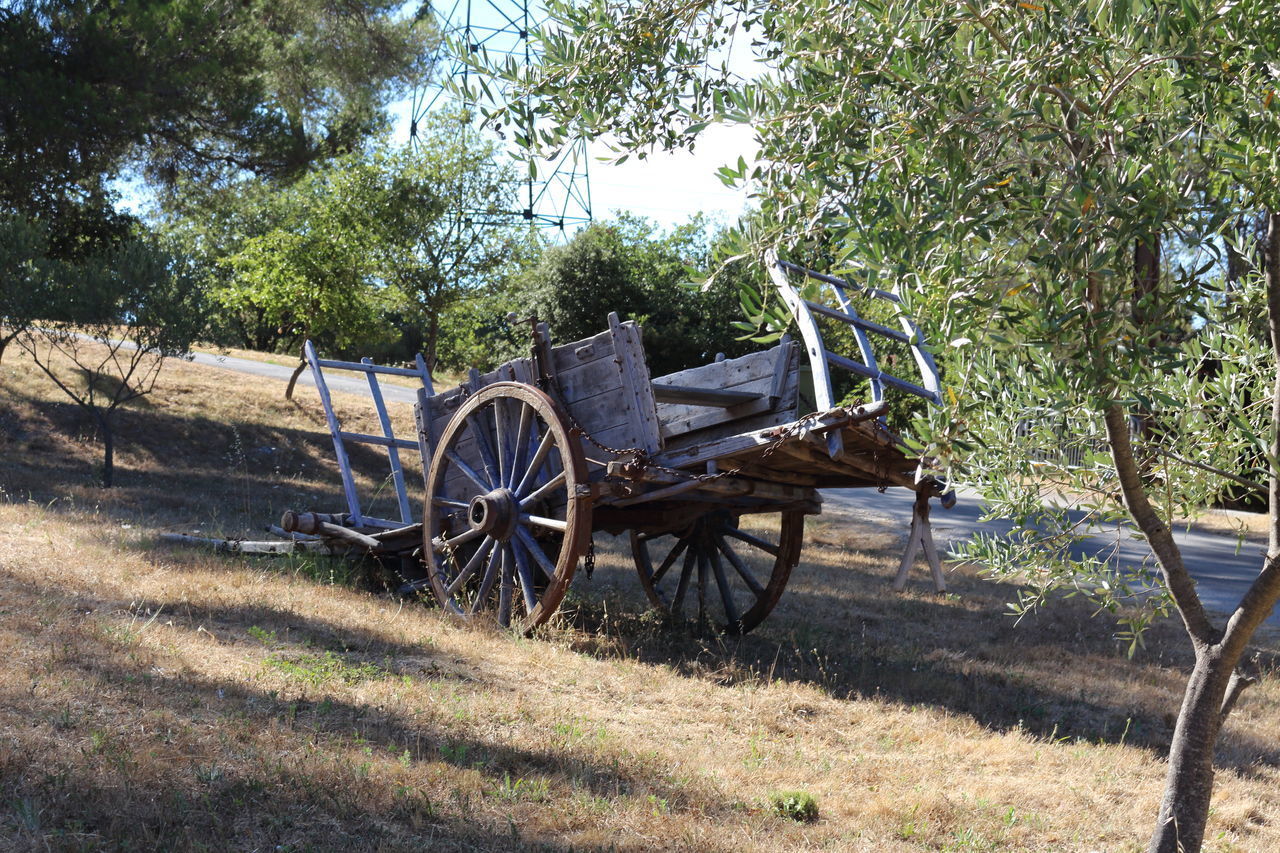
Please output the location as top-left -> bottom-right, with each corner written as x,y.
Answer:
299,255 -> 952,634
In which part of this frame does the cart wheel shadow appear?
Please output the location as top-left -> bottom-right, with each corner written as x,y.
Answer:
552,530 -> 1280,775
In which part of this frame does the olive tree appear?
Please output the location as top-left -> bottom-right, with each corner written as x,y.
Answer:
19,237 -> 209,487
475,1 -> 1280,850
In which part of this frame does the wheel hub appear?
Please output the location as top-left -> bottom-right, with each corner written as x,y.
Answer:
468,488 -> 518,541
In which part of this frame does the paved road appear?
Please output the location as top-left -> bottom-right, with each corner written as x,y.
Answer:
824,486 -> 1278,629
64,333 -> 424,405
178,346 -> 1277,629
185,350 -> 422,404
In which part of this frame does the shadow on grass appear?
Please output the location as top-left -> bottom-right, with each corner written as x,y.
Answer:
0,567 -> 727,852
1,757 -> 572,853
9,383 -> 1280,797
98,514 -> 1280,780
553,544 -> 1280,775
1,391 -> 415,533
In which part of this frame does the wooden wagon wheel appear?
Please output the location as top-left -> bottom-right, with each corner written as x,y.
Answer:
631,508 -> 804,634
423,382 -> 591,633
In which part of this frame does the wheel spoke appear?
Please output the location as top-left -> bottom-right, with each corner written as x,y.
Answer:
432,497 -> 470,510
446,450 -> 492,493
434,525 -> 484,552
716,535 -> 765,597
465,410 -> 501,487
493,397 -> 510,486
511,538 -> 540,612
650,537 -> 689,586
519,470 -> 566,509
514,429 -> 557,498
470,544 -> 503,614
507,400 -> 533,488
497,545 -> 514,625
514,526 -> 559,581
723,526 -> 780,557
708,545 -> 739,626
696,548 -> 709,616
671,546 -> 697,614
446,537 -> 495,598
520,513 -> 568,533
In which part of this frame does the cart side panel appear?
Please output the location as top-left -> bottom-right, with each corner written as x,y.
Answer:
655,342 -> 803,462
653,342 -> 799,442
551,320 -> 661,457
426,322 -> 660,503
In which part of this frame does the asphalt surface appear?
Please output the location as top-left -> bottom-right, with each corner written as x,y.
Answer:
825,486 -> 1278,629
187,350 -> 422,404
182,345 -> 1277,630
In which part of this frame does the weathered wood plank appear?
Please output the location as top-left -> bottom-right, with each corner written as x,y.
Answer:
771,440 -> 917,489
651,384 -> 762,407
548,327 -> 615,372
656,343 -> 801,442
653,346 -> 782,422
555,357 -> 626,410
315,358 -> 424,378
768,339 -> 796,404
652,401 -> 888,472
651,346 -> 780,389
612,318 -> 662,455
160,533 -> 333,555
337,430 -> 418,450
601,466 -> 820,508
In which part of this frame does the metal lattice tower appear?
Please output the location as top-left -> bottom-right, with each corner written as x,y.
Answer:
410,0 -> 592,233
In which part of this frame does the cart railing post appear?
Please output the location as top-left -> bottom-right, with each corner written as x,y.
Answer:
305,340 -> 364,527
304,340 -> 436,529
766,251 -> 944,463
362,356 -> 412,525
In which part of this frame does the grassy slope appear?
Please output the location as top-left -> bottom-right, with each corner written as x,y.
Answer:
1,344 -> 1278,852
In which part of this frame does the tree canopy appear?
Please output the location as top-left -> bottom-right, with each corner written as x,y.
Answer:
173,117 -> 532,371
0,0 -> 435,251
477,2 -> 1280,850
514,214 -> 756,376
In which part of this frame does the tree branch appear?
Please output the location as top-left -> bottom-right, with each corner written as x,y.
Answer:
1154,448 -> 1268,495
1098,54 -> 1195,114
1103,403 -> 1217,645
1219,669 -> 1257,721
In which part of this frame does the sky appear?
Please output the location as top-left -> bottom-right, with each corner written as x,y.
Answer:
389,105 -> 759,235
571,125 -> 759,231
404,0 -> 764,237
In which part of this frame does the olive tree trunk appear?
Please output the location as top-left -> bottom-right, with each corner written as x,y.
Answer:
285,358 -> 306,401
92,408 -> 116,488
1135,211 -> 1280,853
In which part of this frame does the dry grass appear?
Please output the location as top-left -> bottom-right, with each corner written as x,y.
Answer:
2,345 -> 1279,851
1175,509 -> 1270,544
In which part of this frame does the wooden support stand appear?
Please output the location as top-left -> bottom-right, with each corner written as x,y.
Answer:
893,491 -> 947,593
